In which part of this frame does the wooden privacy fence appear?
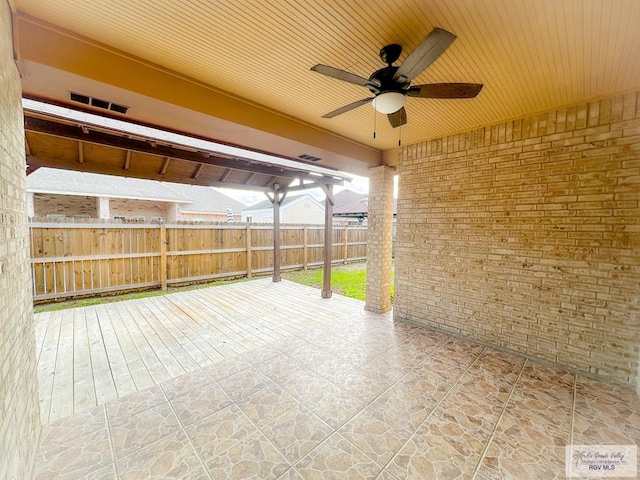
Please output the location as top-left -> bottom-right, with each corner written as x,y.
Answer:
29,222 -> 367,301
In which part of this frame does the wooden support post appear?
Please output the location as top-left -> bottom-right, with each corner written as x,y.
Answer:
272,184 -> 281,282
160,223 -> 167,291
303,225 -> 308,271
246,223 -> 252,278
321,183 -> 333,298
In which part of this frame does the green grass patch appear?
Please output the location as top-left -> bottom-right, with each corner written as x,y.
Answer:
282,262 -> 394,301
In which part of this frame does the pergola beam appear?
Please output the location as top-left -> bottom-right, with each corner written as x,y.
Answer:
23,115 -> 344,186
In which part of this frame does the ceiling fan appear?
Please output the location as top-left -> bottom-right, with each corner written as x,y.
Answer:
311,27 -> 483,128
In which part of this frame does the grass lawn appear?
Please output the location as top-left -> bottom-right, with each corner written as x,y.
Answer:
282,262 -> 394,301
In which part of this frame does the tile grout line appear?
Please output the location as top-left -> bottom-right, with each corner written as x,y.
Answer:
569,372 -> 577,446
104,404 -> 120,479
470,358 -> 528,480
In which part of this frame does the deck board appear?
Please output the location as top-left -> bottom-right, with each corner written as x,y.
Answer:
35,278 -> 366,423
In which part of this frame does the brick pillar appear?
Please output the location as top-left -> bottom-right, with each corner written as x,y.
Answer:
365,165 -> 394,313
26,192 -> 34,218
97,196 -> 110,219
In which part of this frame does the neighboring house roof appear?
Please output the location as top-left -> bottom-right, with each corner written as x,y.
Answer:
331,189 -> 398,217
242,193 -> 323,212
27,167 -> 246,213
164,183 -> 246,214
27,168 -> 192,203
333,189 -> 366,209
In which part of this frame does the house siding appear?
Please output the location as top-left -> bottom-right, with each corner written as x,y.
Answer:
283,198 -> 324,224
395,91 -> 640,389
0,2 -> 41,478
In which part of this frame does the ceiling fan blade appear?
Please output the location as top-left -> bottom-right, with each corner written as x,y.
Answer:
394,28 -> 457,83
387,106 -> 407,128
322,98 -> 374,118
311,64 -> 371,87
407,83 -> 483,98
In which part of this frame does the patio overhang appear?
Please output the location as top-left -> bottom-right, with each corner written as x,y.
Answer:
23,99 -> 349,193
23,98 -> 347,297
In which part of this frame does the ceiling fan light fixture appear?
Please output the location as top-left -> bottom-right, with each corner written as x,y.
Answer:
372,92 -> 405,114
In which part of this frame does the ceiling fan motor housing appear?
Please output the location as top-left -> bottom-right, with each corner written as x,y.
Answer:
367,66 -> 409,95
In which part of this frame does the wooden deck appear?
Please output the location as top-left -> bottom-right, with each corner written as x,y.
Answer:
34,278 -> 366,423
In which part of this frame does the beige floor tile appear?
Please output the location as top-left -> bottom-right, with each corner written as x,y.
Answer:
39,405 -> 107,449
161,369 -> 214,400
476,434 -> 565,480
204,431 -> 289,480
204,355 -> 252,381
178,466 -> 211,480
276,468 -> 306,480
116,429 -> 201,480
277,368 -> 337,401
304,384 -> 368,429
170,380 -> 233,426
216,366 -> 273,401
496,396 -> 571,452
256,353 -> 306,382
411,409 -> 489,468
238,383 -> 300,428
386,437 -> 475,480
105,385 -> 167,422
262,404 -> 334,463
307,353 -> 360,382
110,401 -> 182,459
338,405 -> 413,466
370,383 -> 438,431
34,429 -> 113,480
294,433 -> 382,479
185,403 -> 258,454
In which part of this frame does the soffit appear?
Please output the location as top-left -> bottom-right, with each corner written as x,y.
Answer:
14,0 -> 640,158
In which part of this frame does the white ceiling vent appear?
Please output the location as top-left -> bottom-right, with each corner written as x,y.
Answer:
70,92 -> 129,114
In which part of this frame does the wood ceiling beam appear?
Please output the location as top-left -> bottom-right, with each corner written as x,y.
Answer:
243,173 -> 256,185
26,154 -> 272,192
192,163 -> 204,179
219,168 -> 231,183
159,157 -> 170,175
78,141 -> 84,163
24,115 -> 343,186
123,150 -> 131,170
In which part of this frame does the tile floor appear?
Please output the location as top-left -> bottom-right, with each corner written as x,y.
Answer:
33,287 -> 640,479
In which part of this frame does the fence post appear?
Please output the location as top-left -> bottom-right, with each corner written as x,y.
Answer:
303,226 -> 308,270
246,223 -> 252,278
160,223 -> 167,291
343,226 -> 348,264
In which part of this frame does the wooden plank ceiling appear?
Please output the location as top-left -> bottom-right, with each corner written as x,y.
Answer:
13,0 -> 640,164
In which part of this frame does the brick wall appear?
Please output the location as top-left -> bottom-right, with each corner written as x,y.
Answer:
34,193 -> 98,217
32,194 -> 175,220
110,198 -> 172,220
395,91 -> 640,388
0,2 -> 41,478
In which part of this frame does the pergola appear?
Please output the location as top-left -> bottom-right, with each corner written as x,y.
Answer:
23,99 -> 350,297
